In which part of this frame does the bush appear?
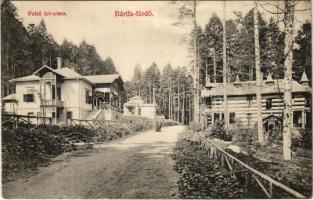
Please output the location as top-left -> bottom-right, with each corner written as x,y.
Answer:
189,121 -> 202,132
172,130 -> 243,198
211,121 -> 232,141
231,127 -> 258,144
161,119 -> 179,127
292,129 -> 312,150
2,116 -> 157,182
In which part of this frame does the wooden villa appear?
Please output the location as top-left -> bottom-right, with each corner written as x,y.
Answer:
200,72 -> 311,132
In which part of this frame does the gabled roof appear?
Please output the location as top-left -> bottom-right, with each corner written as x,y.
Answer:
9,66 -> 123,87
2,94 -> 18,102
54,67 -> 83,79
124,95 -> 154,107
33,65 -> 59,76
10,74 -> 40,82
10,66 -> 94,85
84,74 -> 121,84
201,79 -> 311,97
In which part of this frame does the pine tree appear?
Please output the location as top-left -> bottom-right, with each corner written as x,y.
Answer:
204,14 -> 223,83
1,0 -> 32,96
294,21 -> 311,83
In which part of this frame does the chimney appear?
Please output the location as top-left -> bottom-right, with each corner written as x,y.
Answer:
57,57 -> 62,69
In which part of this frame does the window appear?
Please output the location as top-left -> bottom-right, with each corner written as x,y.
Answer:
247,95 -> 253,106
56,111 -> 61,118
293,111 -> 302,127
206,97 -> 212,108
214,113 -> 219,122
266,98 -> 272,110
52,85 -> 56,100
138,108 -> 141,115
85,89 -> 91,104
23,94 -> 34,102
66,111 -> 73,119
57,87 -> 61,100
229,112 -> 236,123
52,112 -> 56,118
128,107 -> 135,114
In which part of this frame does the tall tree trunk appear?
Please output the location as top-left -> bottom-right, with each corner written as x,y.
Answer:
178,78 -> 180,123
213,48 -> 217,83
182,87 -> 185,125
168,79 -> 171,119
254,1 -> 264,144
223,1 -> 229,127
193,0 -> 200,123
282,0 -> 295,160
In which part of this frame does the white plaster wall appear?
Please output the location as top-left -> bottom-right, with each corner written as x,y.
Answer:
123,104 -> 156,119
15,81 -> 41,116
61,79 -> 92,119
3,102 -> 17,113
140,105 -> 156,119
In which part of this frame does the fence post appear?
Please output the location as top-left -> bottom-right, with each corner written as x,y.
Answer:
15,116 -> 19,129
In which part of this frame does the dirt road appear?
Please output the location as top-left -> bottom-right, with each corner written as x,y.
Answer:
3,125 -> 184,199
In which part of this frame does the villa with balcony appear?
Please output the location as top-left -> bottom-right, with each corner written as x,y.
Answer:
200,72 -> 311,133
2,58 -> 124,124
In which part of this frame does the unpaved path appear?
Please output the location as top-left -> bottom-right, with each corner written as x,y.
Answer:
3,125 -> 184,199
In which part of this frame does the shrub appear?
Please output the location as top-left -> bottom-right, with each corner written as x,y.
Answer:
189,121 -> 202,132
231,128 -> 258,144
292,128 -> 312,150
211,121 -> 232,141
161,119 -> 179,127
172,130 -> 243,198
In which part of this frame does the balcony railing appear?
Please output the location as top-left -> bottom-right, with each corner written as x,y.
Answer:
41,99 -> 64,107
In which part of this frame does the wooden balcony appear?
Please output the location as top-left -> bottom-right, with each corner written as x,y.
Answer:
41,99 -> 64,107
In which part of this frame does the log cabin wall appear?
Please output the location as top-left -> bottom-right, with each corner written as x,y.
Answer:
201,93 -> 309,128
201,73 -> 311,129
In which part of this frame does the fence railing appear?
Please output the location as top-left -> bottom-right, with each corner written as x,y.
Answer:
69,118 -> 120,129
2,113 -> 53,128
192,132 -> 306,199
2,113 -> 154,130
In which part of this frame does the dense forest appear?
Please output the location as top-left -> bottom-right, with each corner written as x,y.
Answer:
1,0 -> 117,97
125,8 -> 311,119
193,10 -> 311,86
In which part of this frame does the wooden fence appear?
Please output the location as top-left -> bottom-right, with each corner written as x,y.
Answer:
2,114 -> 53,128
2,113 -> 153,129
192,132 -> 306,199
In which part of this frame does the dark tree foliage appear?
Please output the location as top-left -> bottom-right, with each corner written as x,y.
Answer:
1,0 -> 119,98
204,13 -> 223,83
126,63 -> 193,118
27,20 -> 59,70
293,21 -> 311,83
1,0 -> 33,96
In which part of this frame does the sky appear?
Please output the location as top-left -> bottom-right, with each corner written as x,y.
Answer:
13,1 -> 311,81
